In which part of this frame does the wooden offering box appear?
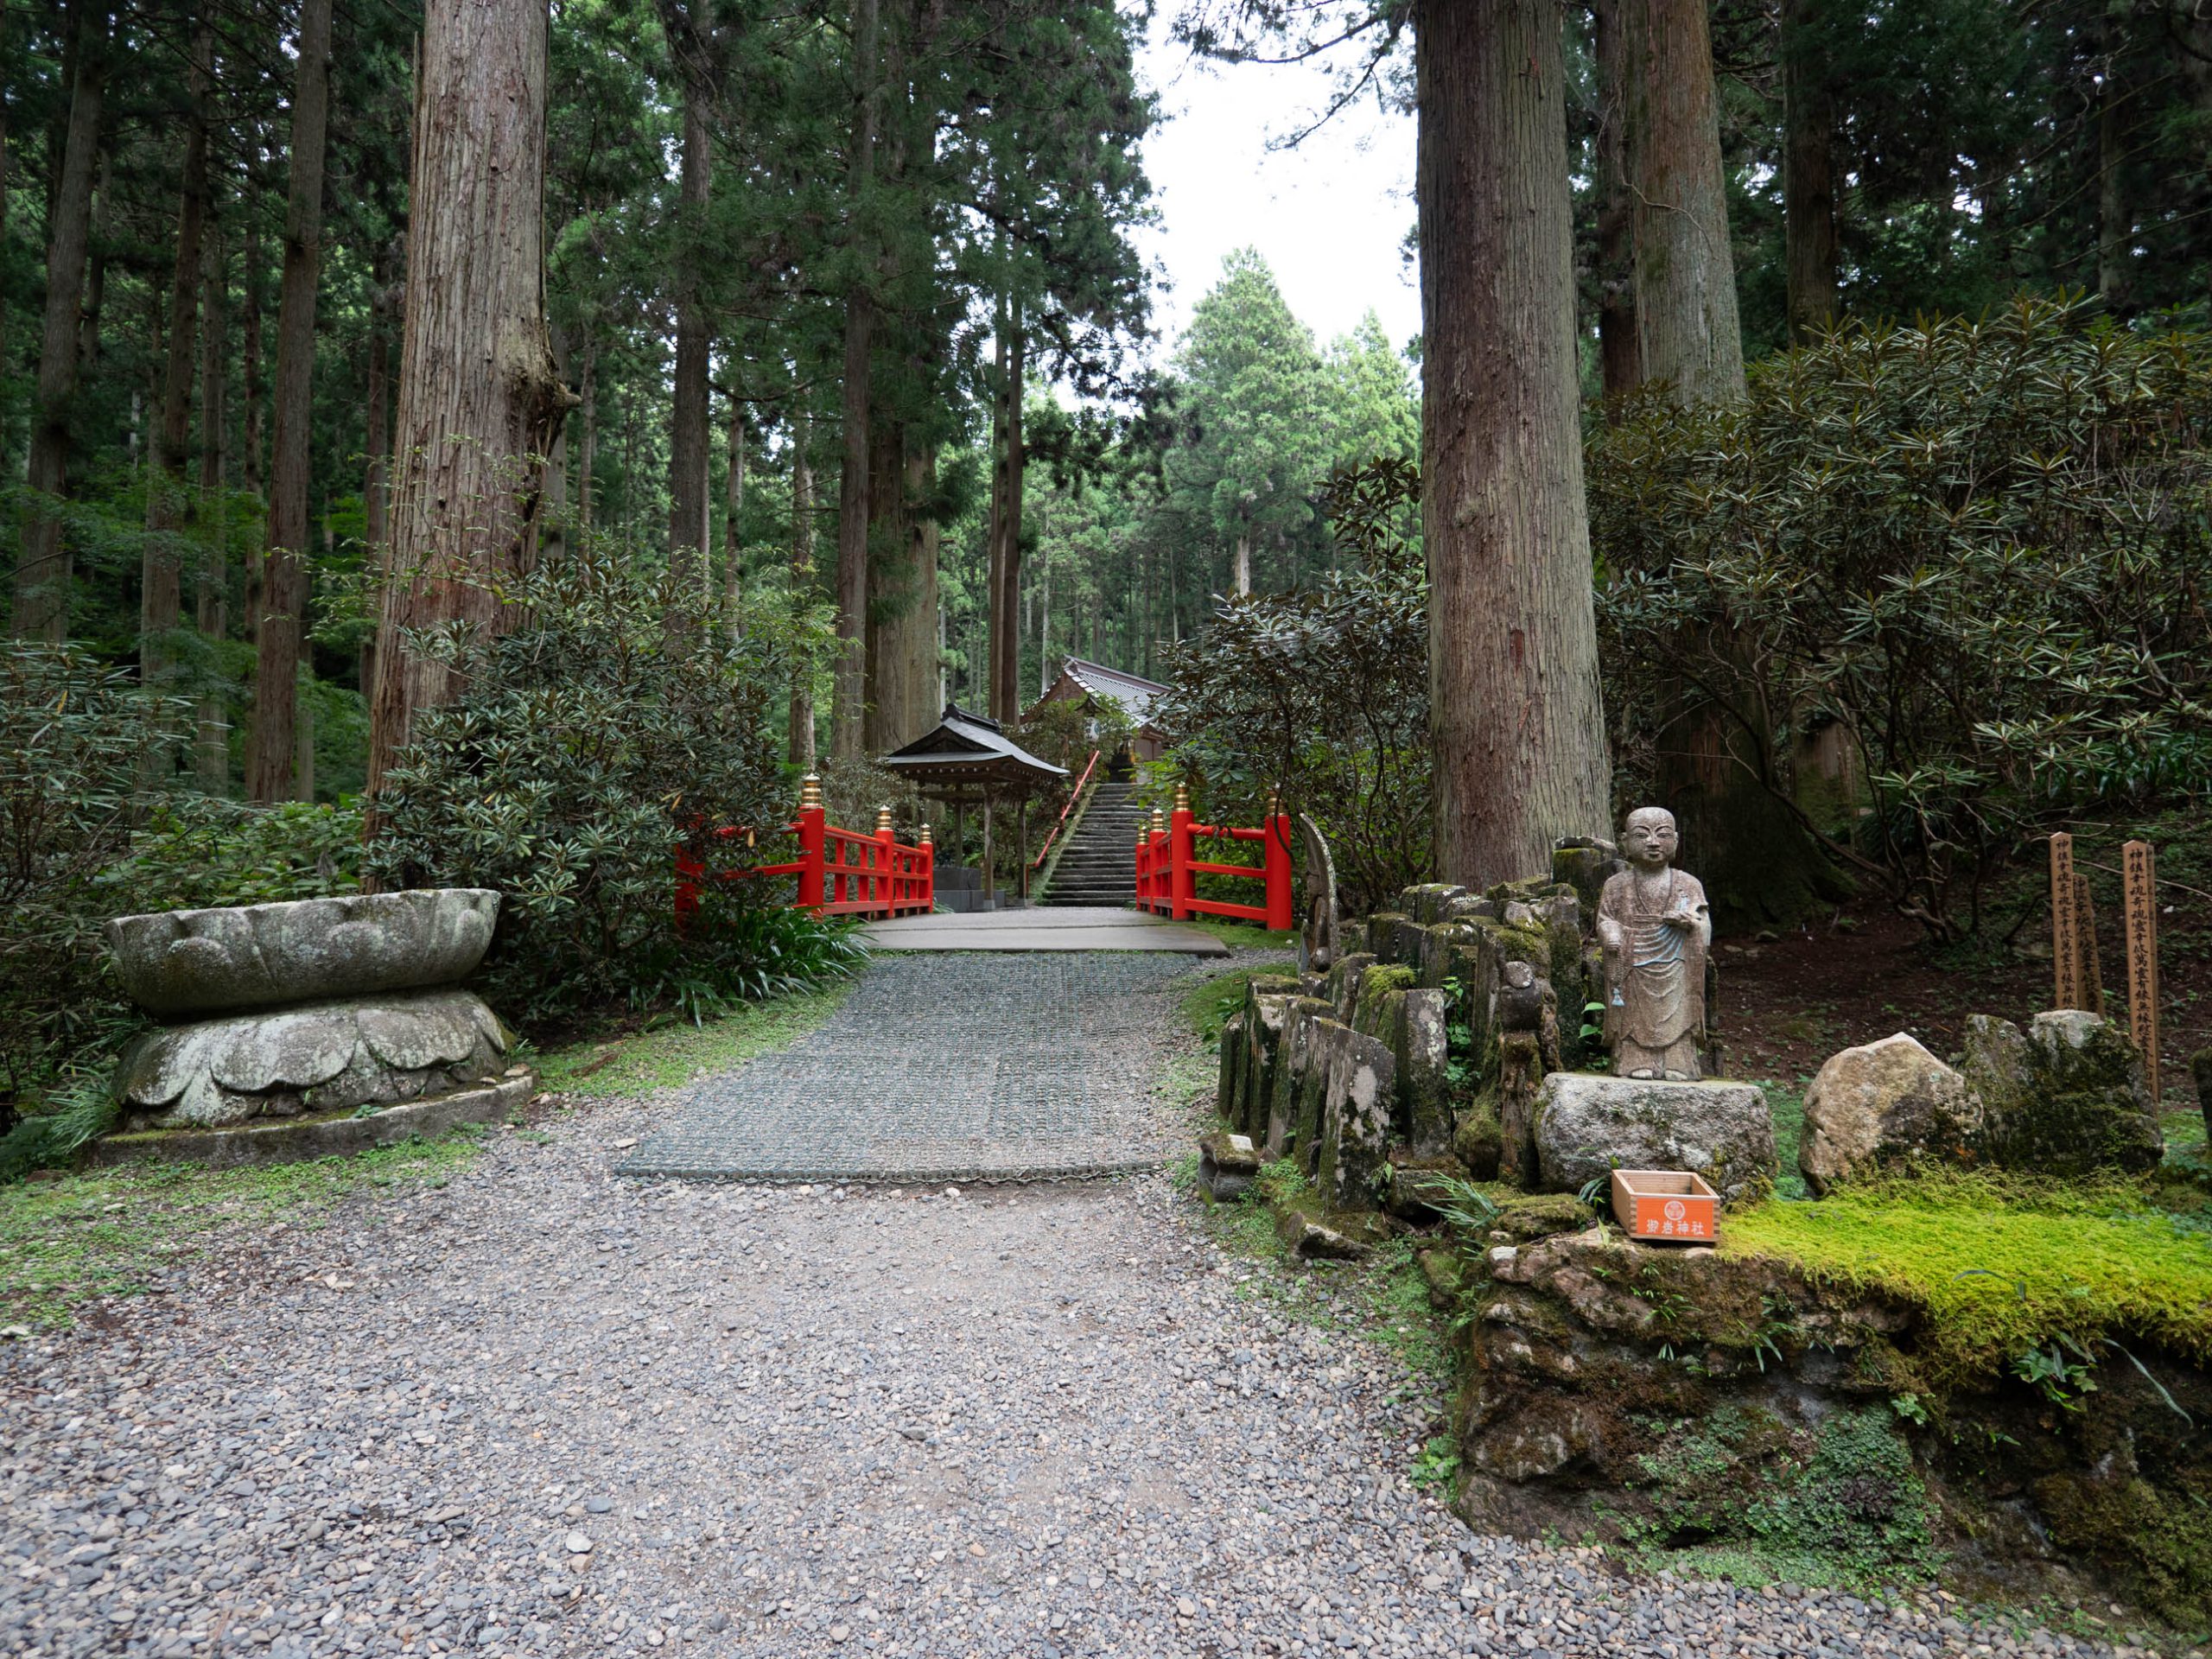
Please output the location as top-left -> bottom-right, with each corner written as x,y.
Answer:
1611,1170 -> 1719,1243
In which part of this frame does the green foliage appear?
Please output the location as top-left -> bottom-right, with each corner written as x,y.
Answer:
1156,455 -> 1431,913
1591,300 -> 2212,938
1724,1169 -> 2212,1389
364,550 -> 866,1033
99,798 -> 364,912
1180,966 -> 1280,1045
0,645 -> 178,1110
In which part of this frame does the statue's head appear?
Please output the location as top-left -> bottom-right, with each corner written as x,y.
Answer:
1621,807 -> 1679,871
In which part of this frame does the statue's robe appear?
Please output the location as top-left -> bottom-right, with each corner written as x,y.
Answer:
1599,867 -> 1709,1078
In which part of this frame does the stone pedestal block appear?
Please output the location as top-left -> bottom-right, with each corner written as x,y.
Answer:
1533,1073 -> 1776,1204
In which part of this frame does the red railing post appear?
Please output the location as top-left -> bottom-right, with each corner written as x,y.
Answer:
874,805 -> 896,918
1170,782 -> 1195,921
918,823 -> 934,912
796,773 -> 827,911
1265,793 -> 1294,931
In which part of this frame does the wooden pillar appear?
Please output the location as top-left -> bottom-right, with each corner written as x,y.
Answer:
982,792 -> 995,911
2050,833 -> 2082,1011
1017,796 -> 1029,906
2124,840 -> 2161,1102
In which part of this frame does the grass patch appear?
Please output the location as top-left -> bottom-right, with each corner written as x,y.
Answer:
0,1133 -> 483,1330
1179,964 -> 1294,1046
1176,917 -> 1300,952
1724,1168 -> 2212,1387
532,980 -> 854,1097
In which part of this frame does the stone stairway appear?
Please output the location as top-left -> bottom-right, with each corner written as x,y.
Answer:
1039,780 -> 1146,907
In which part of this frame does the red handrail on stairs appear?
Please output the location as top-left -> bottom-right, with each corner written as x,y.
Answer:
1032,748 -> 1102,871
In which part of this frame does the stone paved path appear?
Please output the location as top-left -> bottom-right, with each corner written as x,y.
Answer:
616,953 -> 1202,1183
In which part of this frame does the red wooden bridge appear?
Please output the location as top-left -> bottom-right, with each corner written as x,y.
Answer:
677,774 -> 934,922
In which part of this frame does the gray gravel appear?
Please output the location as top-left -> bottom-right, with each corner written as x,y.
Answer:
0,1092 -> 2171,1658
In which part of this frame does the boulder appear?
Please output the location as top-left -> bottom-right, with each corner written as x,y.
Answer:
107,888 -> 499,1017
1533,1073 -> 1777,1204
1960,1011 -> 2163,1176
1198,1131 -> 1263,1202
1798,1033 -> 1983,1194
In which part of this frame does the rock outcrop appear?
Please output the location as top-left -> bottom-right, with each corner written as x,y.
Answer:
1798,1033 -> 1982,1193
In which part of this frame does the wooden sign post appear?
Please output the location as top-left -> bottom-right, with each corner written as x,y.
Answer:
2050,833 -> 2082,1011
2073,872 -> 2105,1015
2122,840 -> 2160,1103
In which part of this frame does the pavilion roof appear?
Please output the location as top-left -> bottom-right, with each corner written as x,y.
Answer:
876,703 -> 1069,800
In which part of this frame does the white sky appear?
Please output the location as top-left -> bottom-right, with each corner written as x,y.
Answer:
1133,19 -> 1421,362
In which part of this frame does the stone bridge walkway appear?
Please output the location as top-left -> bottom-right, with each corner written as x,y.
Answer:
615,952 -> 1203,1184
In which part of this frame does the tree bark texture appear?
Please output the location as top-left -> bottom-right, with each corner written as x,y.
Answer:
1620,0 -> 1745,403
143,18 -> 213,724
986,315 -> 1024,722
2098,36 -> 2131,314
245,0 -> 333,803
1592,0 -> 1638,402
787,402 -> 817,766
195,219 -> 229,788
830,0 -> 879,764
1780,0 -> 1837,338
668,85 -> 713,617
11,5 -> 105,642
364,0 -> 571,804
721,399 -> 745,635
1417,0 -> 1611,888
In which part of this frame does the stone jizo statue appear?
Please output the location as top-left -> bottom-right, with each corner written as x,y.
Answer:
1596,807 -> 1712,1081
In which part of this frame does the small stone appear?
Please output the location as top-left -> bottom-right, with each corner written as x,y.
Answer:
586,1497 -> 612,1514
565,1533 -> 592,1554
1177,1598 -> 1197,1618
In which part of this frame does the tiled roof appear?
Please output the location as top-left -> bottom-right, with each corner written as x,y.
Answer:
1057,658 -> 1171,730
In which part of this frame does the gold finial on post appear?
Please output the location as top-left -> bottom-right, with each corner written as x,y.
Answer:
1173,780 -> 1190,812
1151,806 -> 1167,836
875,804 -> 894,836
799,772 -> 823,810
919,823 -> 932,846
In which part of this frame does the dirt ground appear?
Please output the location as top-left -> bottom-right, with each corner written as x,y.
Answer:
1719,817 -> 2210,1116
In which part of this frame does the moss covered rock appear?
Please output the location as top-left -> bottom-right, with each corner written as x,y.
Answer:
1961,1011 -> 2163,1177
1799,1033 -> 1983,1194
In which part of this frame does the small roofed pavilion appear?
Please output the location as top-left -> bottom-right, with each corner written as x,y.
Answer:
878,703 -> 1067,906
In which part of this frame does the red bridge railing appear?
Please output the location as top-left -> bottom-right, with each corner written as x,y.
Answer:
1135,784 -> 1293,931
677,775 -> 933,923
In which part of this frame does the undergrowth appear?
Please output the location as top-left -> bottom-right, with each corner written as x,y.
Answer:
1725,1167 -> 2212,1388
1179,964 -> 1287,1046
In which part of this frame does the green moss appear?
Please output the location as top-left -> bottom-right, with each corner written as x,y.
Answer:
1628,1406 -> 1936,1592
534,981 -> 854,1097
1359,963 -> 1416,1000
1725,1169 -> 2212,1387
2033,1469 -> 2212,1625
0,1133 -> 484,1329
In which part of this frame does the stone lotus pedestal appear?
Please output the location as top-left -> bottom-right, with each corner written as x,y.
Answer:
99,889 -> 532,1165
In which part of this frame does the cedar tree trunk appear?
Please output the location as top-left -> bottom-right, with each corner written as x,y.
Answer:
363,0 -> 572,803
1781,0 -> 1837,338
245,0 -> 333,803
1417,0 -> 1611,887
12,7 -> 105,641
668,84 -> 713,617
830,0 -> 879,764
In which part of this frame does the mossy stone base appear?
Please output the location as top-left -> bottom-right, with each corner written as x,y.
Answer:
86,1073 -> 532,1169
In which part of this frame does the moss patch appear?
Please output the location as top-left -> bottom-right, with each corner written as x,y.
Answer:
1179,965 -> 1292,1046
0,1133 -> 484,1329
1724,1169 -> 2212,1387
532,981 -> 853,1097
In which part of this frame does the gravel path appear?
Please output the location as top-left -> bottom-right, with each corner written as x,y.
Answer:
617,954 -> 1198,1183
0,1012 -> 2168,1659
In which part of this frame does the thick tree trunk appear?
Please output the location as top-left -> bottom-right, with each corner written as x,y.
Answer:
2098,41 -> 2131,314
787,402 -> 817,766
1417,0 -> 1611,887
245,0 -> 332,804
862,418 -> 908,752
79,149 -> 110,375
1621,0 -> 1744,403
575,336 -> 596,542
364,0 -> 570,804
668,86 -> 713,618
196,219 -> 230,789
1780,0 -> 1837,339
721,398 -> 745,635
143,18 -> 213,743
11,6 -> 105,642
240,178 -> 267,514
986,313 -> 1024,722
830,0 -> 879,764
1593,0 -> 1638,401
360,240 -> 397,696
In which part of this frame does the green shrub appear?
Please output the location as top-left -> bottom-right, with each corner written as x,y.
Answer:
1155,455 -> 1432,913
0,645 -> 177,1116
365,551 -> 865,1032
1590,298 -> 2212,938
99,798 -> 364,912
